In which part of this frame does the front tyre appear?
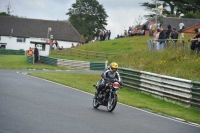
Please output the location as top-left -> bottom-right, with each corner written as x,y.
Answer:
93,94 -> 99,109
107,94 -> 117,112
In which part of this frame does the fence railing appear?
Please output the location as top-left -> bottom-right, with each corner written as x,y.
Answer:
56,48 -> 115,60
118,67 -> 200,110
147,39 -> 190,52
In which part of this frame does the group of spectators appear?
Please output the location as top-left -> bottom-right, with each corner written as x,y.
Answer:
49,40 -> 63,50
99,30 -> 111,41
148,20 -> 185,50
116,24 -> 147,39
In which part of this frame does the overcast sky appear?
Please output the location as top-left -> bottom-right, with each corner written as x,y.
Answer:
0,0 -> 151,39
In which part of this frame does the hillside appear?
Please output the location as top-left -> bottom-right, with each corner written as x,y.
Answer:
50,35 -> 200,81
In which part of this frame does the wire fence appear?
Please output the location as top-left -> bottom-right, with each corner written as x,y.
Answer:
147,39 -> 200,57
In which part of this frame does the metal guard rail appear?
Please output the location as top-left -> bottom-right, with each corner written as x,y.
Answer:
118,67 -> 200,110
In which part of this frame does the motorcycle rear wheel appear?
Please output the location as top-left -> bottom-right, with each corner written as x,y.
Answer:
107,94 -> 117,112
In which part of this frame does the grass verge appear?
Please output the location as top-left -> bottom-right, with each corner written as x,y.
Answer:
29,72 -> 200,124
0,55 -> 69,70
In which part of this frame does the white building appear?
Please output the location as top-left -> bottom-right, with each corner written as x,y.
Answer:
0,16 -> 81,56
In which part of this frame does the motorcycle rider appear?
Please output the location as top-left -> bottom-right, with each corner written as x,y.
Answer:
95,62 -> 122,98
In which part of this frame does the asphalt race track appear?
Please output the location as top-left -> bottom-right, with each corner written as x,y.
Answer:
0,69 -> 199,133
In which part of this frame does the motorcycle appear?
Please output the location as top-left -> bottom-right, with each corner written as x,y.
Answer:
93,81 -> 122,112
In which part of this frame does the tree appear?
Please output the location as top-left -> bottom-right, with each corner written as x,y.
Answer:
182,10 -> 200,18
0,12 -> 10,16
0,3 -> 13,16
140,0 -> 200,18
134,15 -> 143,28
66,0 -> 108,40
5,2 -> 14,15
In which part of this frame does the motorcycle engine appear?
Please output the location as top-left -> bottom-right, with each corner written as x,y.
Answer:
98,94 -> 103,99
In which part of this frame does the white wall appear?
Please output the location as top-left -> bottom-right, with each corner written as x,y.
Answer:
0,36 -> 79,56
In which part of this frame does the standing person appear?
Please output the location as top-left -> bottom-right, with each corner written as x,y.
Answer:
158,27 -> 167,50
189,28 -> 200,51
105,31 -> 109,40
179,22 -> 185,33
108,30 -> 111,40
52,41 -> 57,50
55,40 -> 58,48
142,24 -> 146,35
166,25 -> 172,40
71,43 -> 75,48
27,47 -> 33,56
148,21 -> 153,36
34,45 -> 39,63
157,21 -> 161,29
151,22 -> 156,37
153,29 -> 160,50
170,27 -> 179,45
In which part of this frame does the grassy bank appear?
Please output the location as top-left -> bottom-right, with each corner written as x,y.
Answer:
50,35 -> 200,81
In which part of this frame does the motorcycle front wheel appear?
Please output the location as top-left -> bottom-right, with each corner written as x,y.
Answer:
93,94 -> 100,109
107,94 -> 117,112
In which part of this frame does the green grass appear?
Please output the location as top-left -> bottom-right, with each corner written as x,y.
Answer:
29,72 -> 200,124
0,55 -> 69,70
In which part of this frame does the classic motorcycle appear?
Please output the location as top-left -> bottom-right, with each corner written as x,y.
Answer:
93,81 -> 121,112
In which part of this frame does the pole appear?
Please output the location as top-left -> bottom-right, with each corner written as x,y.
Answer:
155,0 -> 157,31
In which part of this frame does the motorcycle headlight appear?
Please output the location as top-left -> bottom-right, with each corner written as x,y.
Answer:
113,82 -> 120,89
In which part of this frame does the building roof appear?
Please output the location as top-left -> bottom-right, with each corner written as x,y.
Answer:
146,17 -> 200,31
0,16 -> 81,42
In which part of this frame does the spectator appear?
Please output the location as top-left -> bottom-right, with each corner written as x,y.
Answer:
105,31 -> 109,40
158,27 -> 167,50
190,28 -> 200,51
179,22 -> 185,33
52,42 -> 57,50
27,47 -> 33,56
59,46 -> 63,50
166,25 -> 172,39
153,29 -> 160,50
34,45 -> 39,63
148,21 -> 153,36
142,24 -> 146,35
55,40 -> 58,48
151,22 -> 156,36
124,30 -> 128,37
71,43 -> 75,48
170,27 -> 179,44
108,30 -> 111,40
137,28 -> 145,36
157,21 -> 161,29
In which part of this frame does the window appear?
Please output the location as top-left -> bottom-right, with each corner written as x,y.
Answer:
17,37 -> 26,42
36,44 -> 45,51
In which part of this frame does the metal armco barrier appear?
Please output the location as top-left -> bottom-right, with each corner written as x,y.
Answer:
90,62 -> 106,70
191,81 -> 200,110
27,56 -> 34,64
118,67 -> 200,110
57,59 -> 90,70
40,56 -> 57,66
39,56 -> 105,70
